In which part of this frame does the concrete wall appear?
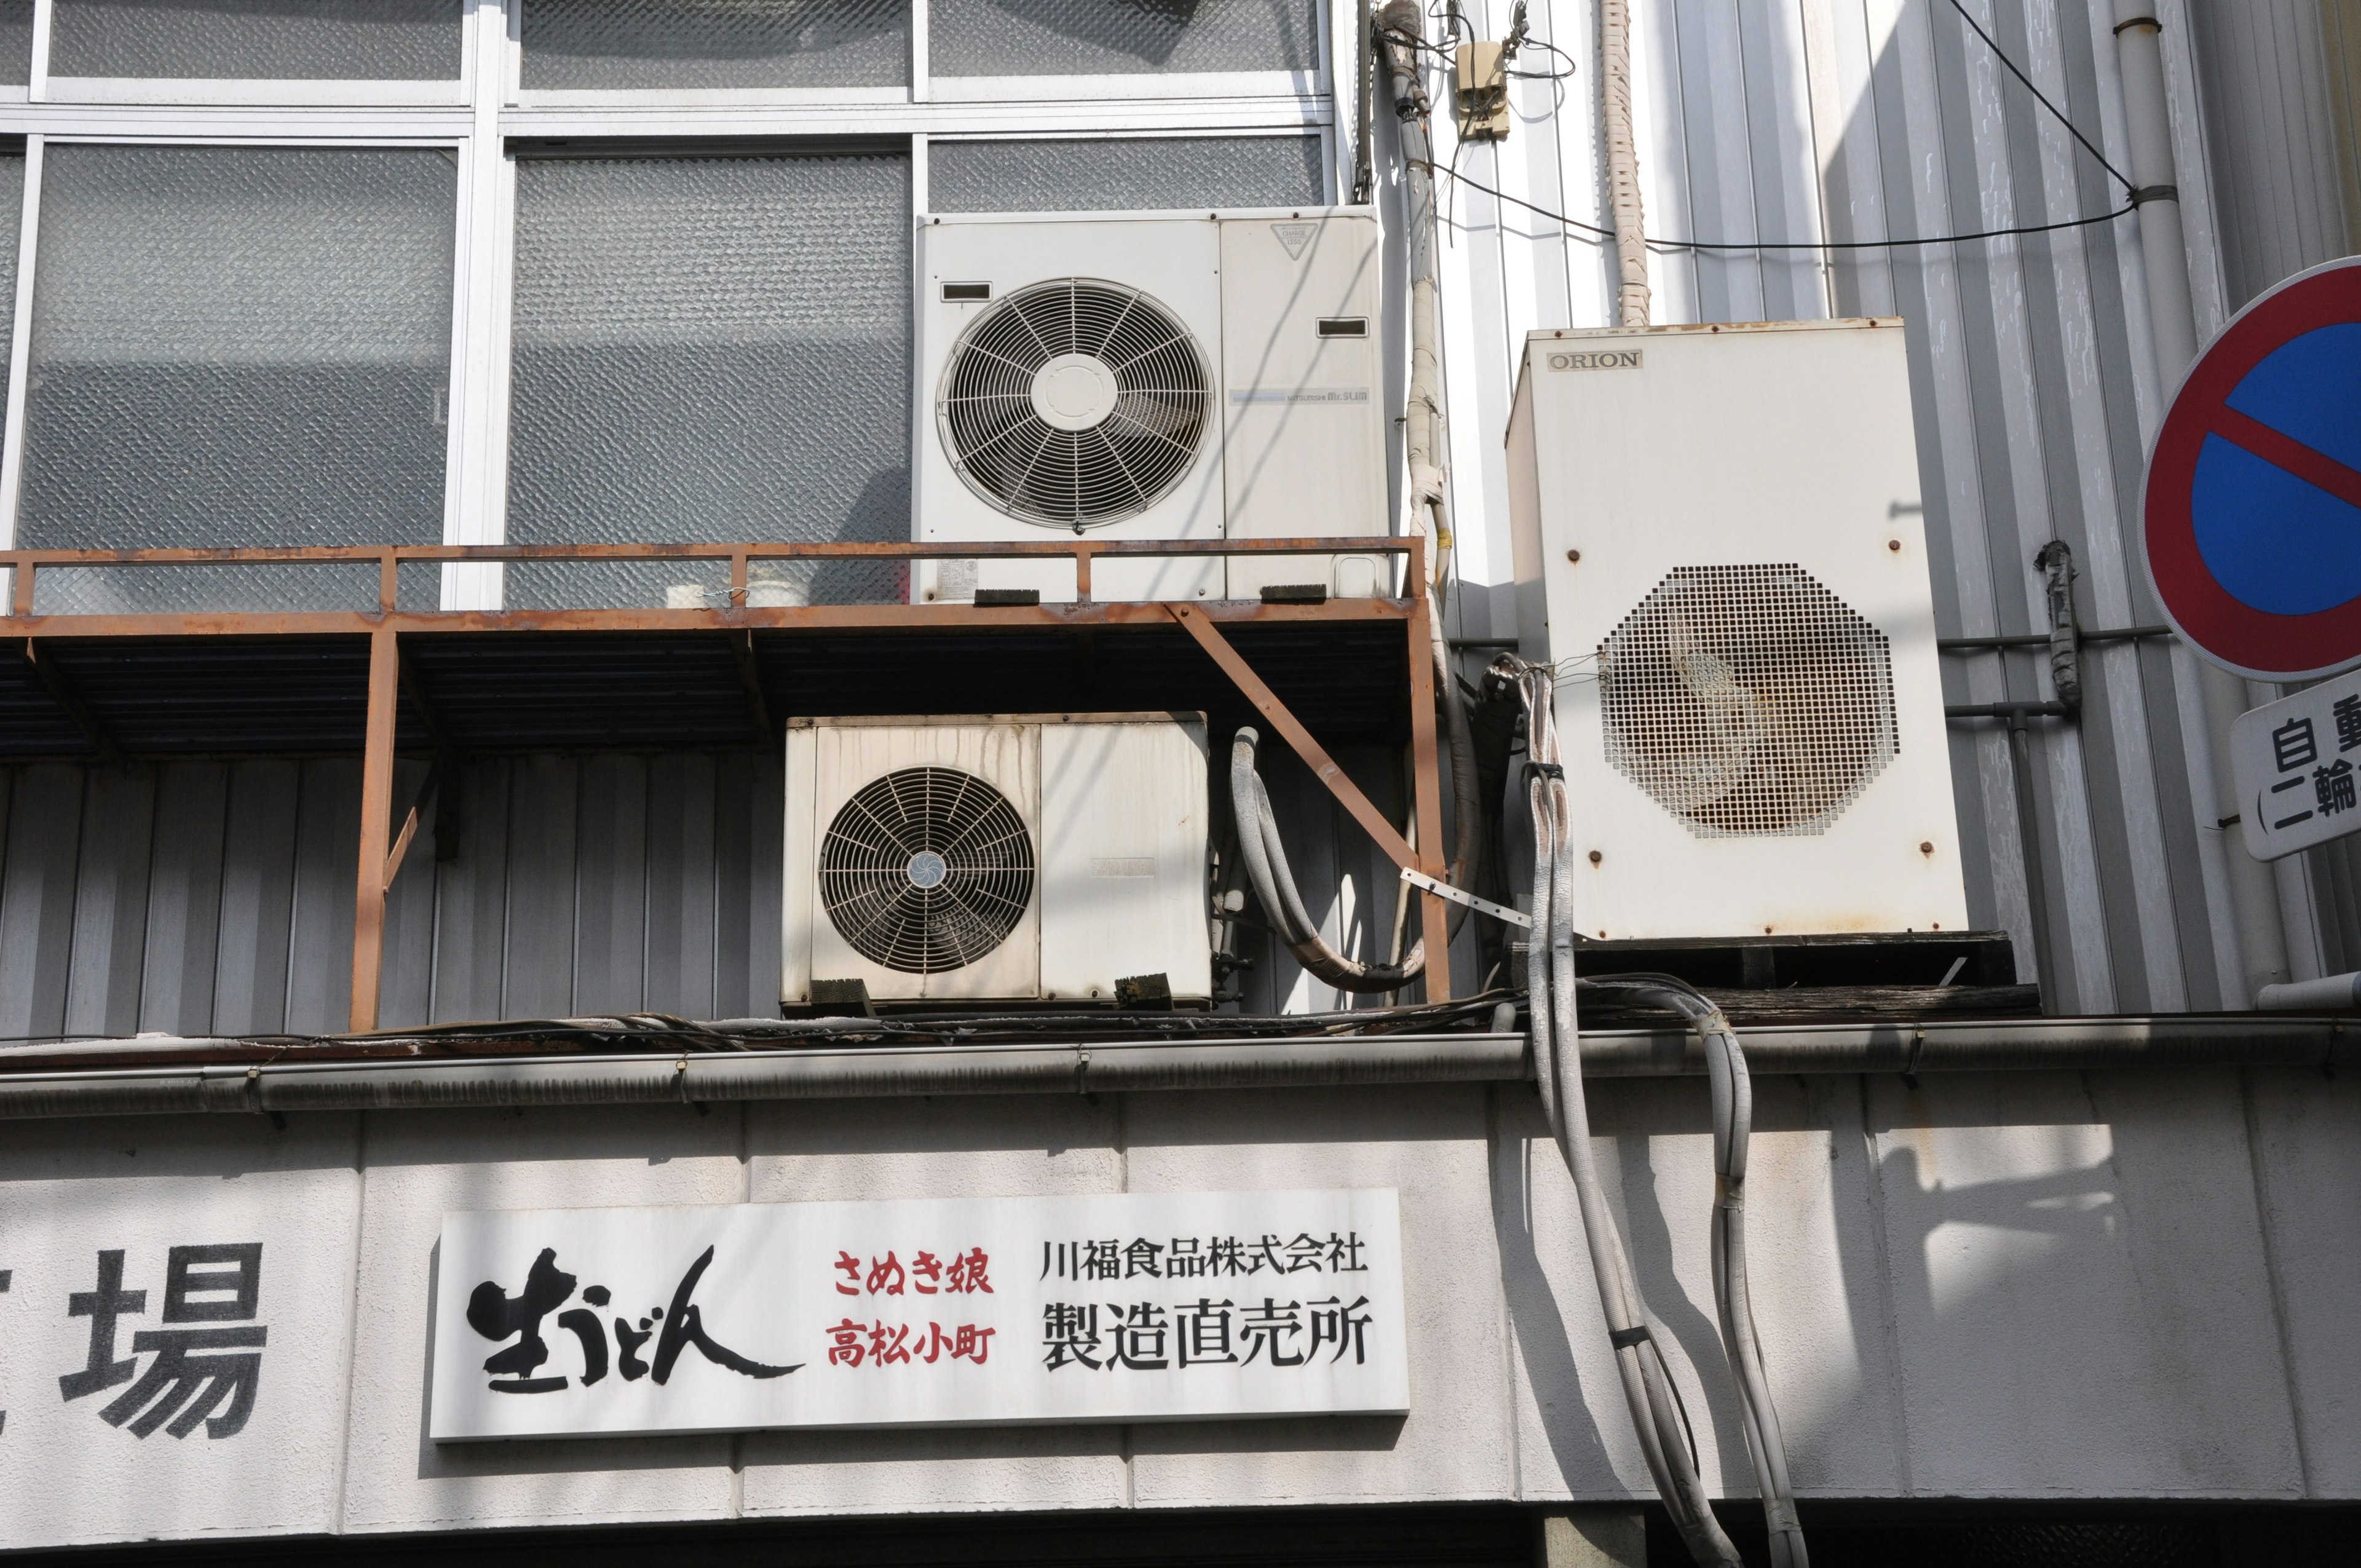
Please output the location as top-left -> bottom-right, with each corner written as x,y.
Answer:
1,1070 -> 2352,1550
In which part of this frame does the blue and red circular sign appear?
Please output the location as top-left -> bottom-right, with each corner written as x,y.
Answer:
2143,256 -> 2361,681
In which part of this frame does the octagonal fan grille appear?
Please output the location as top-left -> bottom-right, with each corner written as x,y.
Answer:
1598,563 -> 1899,837
938,277 -> 1209,528
819,766 -> 1035,974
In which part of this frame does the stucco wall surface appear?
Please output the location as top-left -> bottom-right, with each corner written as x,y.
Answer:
0,1072 -> 2353,1551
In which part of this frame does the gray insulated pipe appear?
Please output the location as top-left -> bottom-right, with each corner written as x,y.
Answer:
1230,727 -> 1425,992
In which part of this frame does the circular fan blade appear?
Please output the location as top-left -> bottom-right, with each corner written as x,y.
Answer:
1596,564 -> 1900,837
939,278 -> 1208,528
819,766 -> 1036,975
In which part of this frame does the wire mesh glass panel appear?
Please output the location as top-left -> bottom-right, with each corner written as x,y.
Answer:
49,0 -> 464,80
929,0 -> 1317,76
0,1 -> 32,85
0,152 -> 23,374
928,135 -> 1324,212
28,561 -> 443,614
505,151 -> 911,608
521,0 -> 908,90
16,146 -> 457,611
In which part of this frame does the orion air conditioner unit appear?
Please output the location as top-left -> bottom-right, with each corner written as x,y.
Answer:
914,207 -> 1389,604
781,713 -> 1212,1005
1506,319 -> 1970,941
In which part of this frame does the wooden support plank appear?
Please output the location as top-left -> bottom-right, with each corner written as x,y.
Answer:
349,625 -> 398,1032
1166,601 -> 1417,873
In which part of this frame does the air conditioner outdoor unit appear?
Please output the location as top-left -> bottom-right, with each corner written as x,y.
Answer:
912,207 -> 1389,604
781,713 -> 1212,1005
1506,319 -> 1970,941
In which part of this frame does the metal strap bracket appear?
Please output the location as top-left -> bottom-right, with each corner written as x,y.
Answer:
1399,866 -> 1532,928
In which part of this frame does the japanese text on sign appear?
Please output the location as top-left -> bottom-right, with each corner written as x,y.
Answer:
431,1189 -> 1407,1441
2231,668 -> 2361,860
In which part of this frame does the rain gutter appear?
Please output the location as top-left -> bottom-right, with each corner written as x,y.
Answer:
0,1017 -> 2347,1120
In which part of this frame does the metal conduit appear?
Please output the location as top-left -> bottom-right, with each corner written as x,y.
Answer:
0,1019 -> 2344,1120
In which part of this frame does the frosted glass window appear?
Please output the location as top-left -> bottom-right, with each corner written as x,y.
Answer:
16,146 -> 457,599
0,2 -> 31,85
929,136 -> 1324,212
505,151 -> 911,608
521,0 -> 909,90
49,0 -> 463,81
930,0 -> 1316,77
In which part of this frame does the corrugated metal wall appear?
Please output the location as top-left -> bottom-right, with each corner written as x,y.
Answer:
2183,0 -> 2361,975
1432,0 -> 2351,1011
0,754 -> 786,1035
0,748 -> 1407,1035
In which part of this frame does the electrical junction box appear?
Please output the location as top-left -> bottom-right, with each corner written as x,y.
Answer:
1454,42 -> 1510,141
1505,319 -> 1969,941
914,208 -> 1390,604
782,713 -> 1212,1006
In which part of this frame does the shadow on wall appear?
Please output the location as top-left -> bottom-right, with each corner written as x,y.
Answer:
1488,1069 -> 2285,1503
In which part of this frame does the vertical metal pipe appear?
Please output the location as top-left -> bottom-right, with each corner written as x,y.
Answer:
350,625 -> 399,1032
2007,709 -> 2059,1015
2111,2 -> 2292,1005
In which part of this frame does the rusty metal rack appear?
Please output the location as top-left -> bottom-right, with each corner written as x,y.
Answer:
1,536 -> 1453,1029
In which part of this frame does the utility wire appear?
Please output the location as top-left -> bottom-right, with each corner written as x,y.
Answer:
1414,159 -> 2135,253
1409,0 -> 2138,257
1942,0 -> 2135,192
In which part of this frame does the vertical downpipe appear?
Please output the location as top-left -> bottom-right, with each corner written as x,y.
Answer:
2111,2 -> 2292,1005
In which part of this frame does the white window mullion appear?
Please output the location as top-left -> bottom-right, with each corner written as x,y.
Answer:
0,132 -> 44,569
27,0 -> 49,102
446,0 -> 513,610
911,0 -> 928,103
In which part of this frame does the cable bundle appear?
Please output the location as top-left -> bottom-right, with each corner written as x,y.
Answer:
1507,657 -> 1807,1568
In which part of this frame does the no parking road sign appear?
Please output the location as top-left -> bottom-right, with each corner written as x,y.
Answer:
2143,256 -> 2361,681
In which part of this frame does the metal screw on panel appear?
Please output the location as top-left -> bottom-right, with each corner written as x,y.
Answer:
1565,548 -> 1581,563
1888,539 -> 1902,552
1588,850 -> 1602,864
1920,841 -> 1934,855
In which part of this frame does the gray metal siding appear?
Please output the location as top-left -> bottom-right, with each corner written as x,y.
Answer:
1436,0 -> 2299,1010
0,748 -> 1403,1035
2188,0 -> 2356,309
0,754 -> 807,1036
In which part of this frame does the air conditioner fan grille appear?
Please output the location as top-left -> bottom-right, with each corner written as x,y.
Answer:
819,766 -> 1035,975
938,277 -> 1208,528
1598,563 -> 1899,837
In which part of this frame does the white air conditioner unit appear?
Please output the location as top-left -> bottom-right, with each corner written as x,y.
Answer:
912,207 -> 1390,604
781,713 -> 1212,1005
1506,319 -> 1970,941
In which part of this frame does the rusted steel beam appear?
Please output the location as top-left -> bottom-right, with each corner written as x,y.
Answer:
1404,582 -> 1452,1002
1165,601 -> 1418,874
350,627 -> 400,1033
22,639 -> 116,762
9,597 -> 1414,641
728,629 -> 774,745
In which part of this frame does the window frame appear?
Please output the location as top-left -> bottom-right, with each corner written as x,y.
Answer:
0,0 -> 1345,609
0,128 -> 479,567
33,0 -> 477,108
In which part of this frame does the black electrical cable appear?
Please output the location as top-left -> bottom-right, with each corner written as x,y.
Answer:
1414,158 -> 2137,255
1942,0 -> 2135,192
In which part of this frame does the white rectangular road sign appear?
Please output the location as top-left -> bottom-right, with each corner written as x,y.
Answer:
2231,666 -> 2361,860
430,1188 -> 1407,1441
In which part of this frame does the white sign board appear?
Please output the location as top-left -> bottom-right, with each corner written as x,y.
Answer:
429,1189 -> 1407,1441
2231,665 -> 2361,860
